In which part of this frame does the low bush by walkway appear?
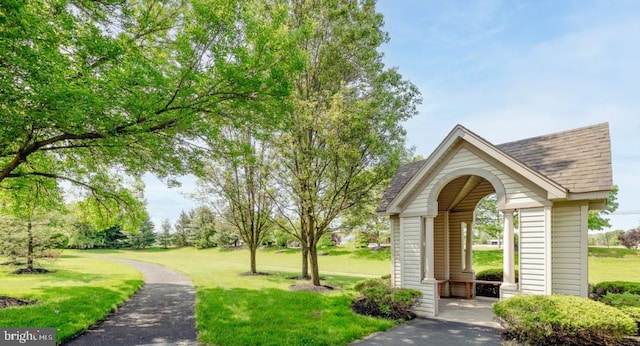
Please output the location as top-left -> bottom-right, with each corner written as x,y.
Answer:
351,275 -> 421,320
591,281 -> 640,336
494,294 -> 636,345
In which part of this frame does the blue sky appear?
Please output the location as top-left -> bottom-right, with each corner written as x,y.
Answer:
144,0 -> 640,231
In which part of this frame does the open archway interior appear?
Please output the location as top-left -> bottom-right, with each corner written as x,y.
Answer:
433,174 -> 496,298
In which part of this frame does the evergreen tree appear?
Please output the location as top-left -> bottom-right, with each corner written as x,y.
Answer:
128,217 -> 156,249
157,219 -> 173,249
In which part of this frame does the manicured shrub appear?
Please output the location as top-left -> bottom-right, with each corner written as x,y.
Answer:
619,306 -> 640,336
591,281 -> 640,301
493,294 -> 636,345
351,276 -> 421,320
600,292 -> 640,308
598,293 -> 640,336
474,268 -> 518,298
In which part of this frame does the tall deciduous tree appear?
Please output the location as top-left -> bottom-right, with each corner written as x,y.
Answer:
0,0 -> 297,222
474,194 -> 503,248
197,127 -> 277,273
588,185 -> 619,231
275,0 -> 420,285
341,184 -> 392,247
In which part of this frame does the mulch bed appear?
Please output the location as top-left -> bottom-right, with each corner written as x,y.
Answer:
12,268 -> 51,274
1,261 -> 25,266
239,272 -> 271,277
0,296 -> 36,309
289,284 -> 336,292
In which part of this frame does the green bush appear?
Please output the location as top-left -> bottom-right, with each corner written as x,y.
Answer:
493,294 -> 636,345
620,306 -> 640,336
351,276 -> 421,320
600,292 -> 640,308
598,293 -> 640,336
591,281 -> 640,301
317,233 -> 334,249
355,231 -> 371,248
474,268 -> 518,298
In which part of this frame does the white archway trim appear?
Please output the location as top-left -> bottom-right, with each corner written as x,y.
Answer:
427,167 -> 507,213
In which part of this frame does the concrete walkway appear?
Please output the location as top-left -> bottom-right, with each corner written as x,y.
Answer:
352,318 -> 502,346
438,298 -> 501,329
63,258 -> 198,346
353,298 -> 502,346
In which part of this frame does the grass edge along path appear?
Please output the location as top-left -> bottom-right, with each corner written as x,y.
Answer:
80,247 -> 397,346
0,255 -> 143,344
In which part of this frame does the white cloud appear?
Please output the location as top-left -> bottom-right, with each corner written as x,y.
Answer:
385,0 -> 640,231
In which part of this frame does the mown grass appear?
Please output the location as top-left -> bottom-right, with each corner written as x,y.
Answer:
83,246 -> 391,287
471,247 -> 519,273
588,246 -> 640,258
78,247 -> 394,345
588,247 -> 640,284
6,246 -> 635,345
0,255 -> 143,343
471,247 -> 640,284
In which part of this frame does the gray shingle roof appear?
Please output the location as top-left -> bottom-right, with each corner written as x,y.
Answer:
377,123 -> 612,213
377,159 -> 426,213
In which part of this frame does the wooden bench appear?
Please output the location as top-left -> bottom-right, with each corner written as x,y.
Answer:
436,280 -> 447,298
447,279 -> 502,299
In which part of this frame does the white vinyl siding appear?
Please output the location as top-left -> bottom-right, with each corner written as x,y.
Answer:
552,202 -> 589,296
401,217 -> 421,287
399,216 -> 437,316
519,207 -> 548,294
390,216 -> 401,287
402,147 -> 547,214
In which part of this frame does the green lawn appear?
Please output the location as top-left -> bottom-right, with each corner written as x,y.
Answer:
472,246 -> 640,284
0,255 -> 142,343
471,246 -> 519,273
2,245 -> 637,345
588,247 -> 640,284
78,247 -> 394,346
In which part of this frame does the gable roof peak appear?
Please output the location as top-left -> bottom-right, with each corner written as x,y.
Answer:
377,122 -> 612,214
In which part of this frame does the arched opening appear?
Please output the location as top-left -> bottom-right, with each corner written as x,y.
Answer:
432,174 -> 496,298
427,172 -> 518,302
472,193 -> 520,298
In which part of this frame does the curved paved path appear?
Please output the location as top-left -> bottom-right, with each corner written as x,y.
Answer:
63,258 -> 199,346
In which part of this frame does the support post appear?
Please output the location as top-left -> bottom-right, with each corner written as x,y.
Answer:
464,219 -> 473,272
502,209 -> 517,290
425,216 -> 435,280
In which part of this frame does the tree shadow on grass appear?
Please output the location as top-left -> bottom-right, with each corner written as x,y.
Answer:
196,287 -> 394,346
0,282 -> 142,344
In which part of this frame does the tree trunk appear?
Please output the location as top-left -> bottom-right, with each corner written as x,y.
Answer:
309,241 -> 321,286
299,216 -> 311,279
250,246 -> 257,273
27,221 -> 34,271
301,245 -> 309,279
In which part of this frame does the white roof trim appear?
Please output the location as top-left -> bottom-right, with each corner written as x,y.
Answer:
385,125 -> 567,213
